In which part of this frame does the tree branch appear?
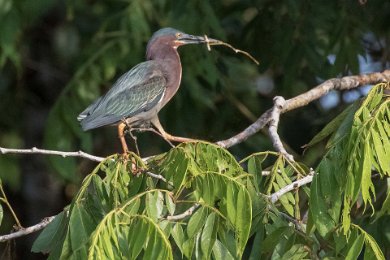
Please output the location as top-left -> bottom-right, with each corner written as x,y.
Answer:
166,204 -> 200,221
0,146 -> 104,162
268,96 -> 294,161
217,69 -> 390,148
269,173 -> 314,203
0,147 -> 169,184
0,216 -> 55,242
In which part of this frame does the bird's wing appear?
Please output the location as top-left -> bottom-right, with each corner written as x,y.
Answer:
78,61 -> 167,130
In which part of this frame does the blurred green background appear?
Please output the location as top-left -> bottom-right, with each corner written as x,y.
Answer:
0,0 -> 388,258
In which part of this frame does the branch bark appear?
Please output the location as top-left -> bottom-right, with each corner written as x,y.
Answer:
0,216 -> 55,242
269,173 -> 314,203
166,204 -> 200,221
217,69 -> 390,149
0,146 -> 104,162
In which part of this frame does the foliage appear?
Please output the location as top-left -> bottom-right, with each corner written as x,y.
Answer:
27,83 -> 390,260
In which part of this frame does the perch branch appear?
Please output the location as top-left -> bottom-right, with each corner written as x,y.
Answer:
0,216 -> 55,242
217,69 -> 390,149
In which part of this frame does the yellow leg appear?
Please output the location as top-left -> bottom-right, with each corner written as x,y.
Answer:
151,117 -> 198,143
118,122 -> 129,154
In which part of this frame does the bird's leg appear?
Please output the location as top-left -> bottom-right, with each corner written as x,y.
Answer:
151,117 -> 198,144
118,122 -> 129,155
119,121 -> 139,174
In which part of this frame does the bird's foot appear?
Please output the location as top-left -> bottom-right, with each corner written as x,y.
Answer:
161,132 -> 199,144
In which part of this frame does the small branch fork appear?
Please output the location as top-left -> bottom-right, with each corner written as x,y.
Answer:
268,96 -> 294,161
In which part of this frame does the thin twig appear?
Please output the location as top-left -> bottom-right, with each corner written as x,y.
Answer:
145,171 -> 170,185
269,173 -> 314,203
204,35 -> 259,65
0,146 -> 169,183
166,204 -> 200,221
0,146 -> 104,162
217,69 -> 390,148
0,216 -> 55,242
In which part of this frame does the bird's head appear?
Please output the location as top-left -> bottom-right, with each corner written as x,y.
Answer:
147,27 -> 217,51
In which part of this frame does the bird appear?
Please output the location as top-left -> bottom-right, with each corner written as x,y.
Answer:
77,27 -> 218,154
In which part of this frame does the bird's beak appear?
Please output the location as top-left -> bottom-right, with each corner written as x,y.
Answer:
175,33 -> 219,46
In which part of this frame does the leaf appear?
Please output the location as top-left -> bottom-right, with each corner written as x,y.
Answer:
128,217 -> 150,259
260,226 -> 289,253
146,191 -> 164,222
200,212 -> 218,259
304,104 -> 355,148
212,240 -> 236,260
32,212 -> 68,253
187,206 -> 207,239
171,223 -> 185,254
165,193 -> 176,216
352,224 -> 385,260
309,171 -> 335,236
374,191 -> 390,221
280,244 -> 309,260
360,140 -> 375,210
69,204 -> 96,252
372,124 -> 390,175
345,234 -> 364,260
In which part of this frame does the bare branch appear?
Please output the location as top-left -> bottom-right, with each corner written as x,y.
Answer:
269,173 -> 314,203
0,146 -> 104,162
268,96 -> 294,161
166,204 -> 200,221
0,147 -> 170,183
145,171 -> 170,185
217,69 -> 390,148
0,216 -> 55,242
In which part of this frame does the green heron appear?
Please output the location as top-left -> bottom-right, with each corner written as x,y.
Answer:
77,28 -> 218,153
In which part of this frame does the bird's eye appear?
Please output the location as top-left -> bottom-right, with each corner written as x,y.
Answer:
175,33 -> 182,38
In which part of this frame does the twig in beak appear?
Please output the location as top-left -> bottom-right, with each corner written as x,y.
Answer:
203,34 -> 259,65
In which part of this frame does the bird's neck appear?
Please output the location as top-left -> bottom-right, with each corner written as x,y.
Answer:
147,45 -> 182,106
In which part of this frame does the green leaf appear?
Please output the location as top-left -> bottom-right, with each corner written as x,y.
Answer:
345,234 -> 364,260
187,206 -> 207,239
171,223 -> 185,254
361,140 -> 375,210
304,104 -> 355,148
165,193 -> 176,216
352,224 -> 385,260
260,226 -> 289,253
69,204 -> 96,252
200,212 -> 218,259
129,217 -> 150,259
372,125 -> 390,175
146,191 -> 164,222
212,240 -> 236,260
309,171 -> 335,236
32,212 -> 67,253
280,244 -> 309,260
